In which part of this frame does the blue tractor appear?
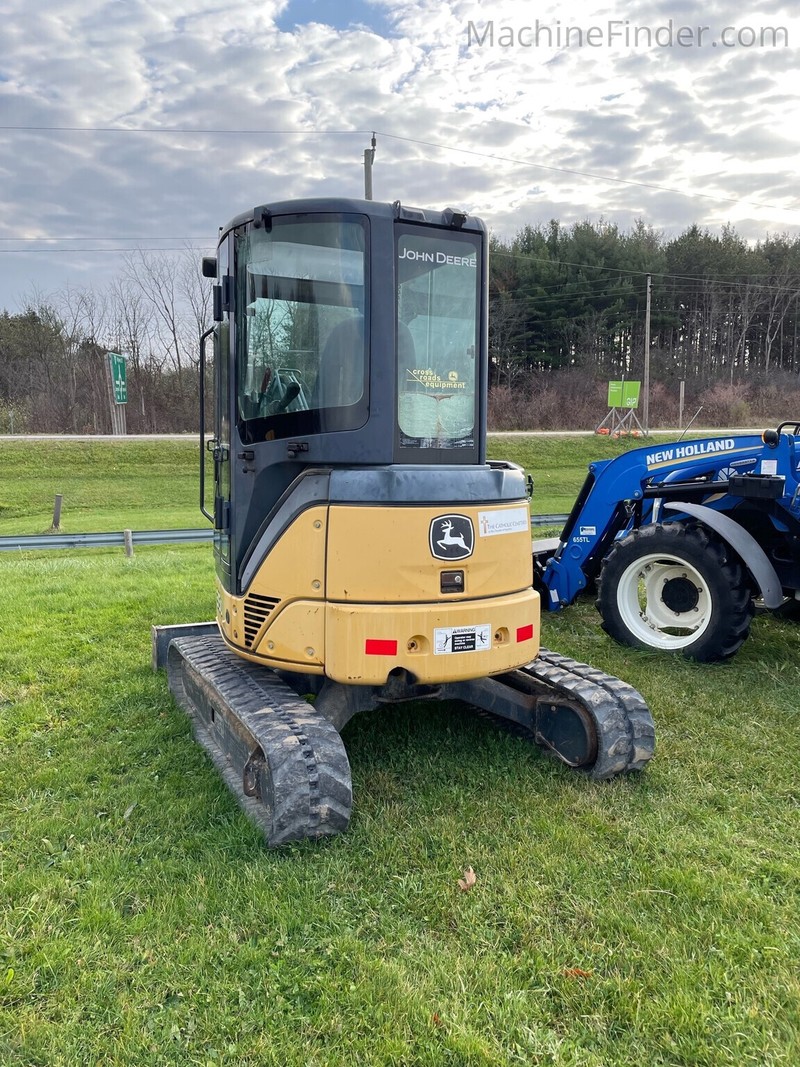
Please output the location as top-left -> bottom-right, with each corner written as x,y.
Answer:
536,424 -> 800,661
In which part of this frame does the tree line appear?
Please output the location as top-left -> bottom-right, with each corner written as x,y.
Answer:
0,250 -> 210,435
490,219 -> 800,381
488,220 -> 800,428
2,220 -> 800,435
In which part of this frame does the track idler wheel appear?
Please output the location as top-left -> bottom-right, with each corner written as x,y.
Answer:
458,650 -> 656,778
534,700 -> 599,769
520,651 -> 655,778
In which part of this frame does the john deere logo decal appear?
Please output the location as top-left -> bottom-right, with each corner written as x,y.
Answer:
429,514 -> 474,561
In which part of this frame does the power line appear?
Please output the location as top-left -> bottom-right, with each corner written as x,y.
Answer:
0,124 -> 367,135
3,243 -> 798,299
498,281 -> 800,307
375,131 -> 797,215
494,245 -> 800,281
0,236 -> 210,242
492,248 -> 800,293
0,246 -> 213,254
0,121 -> 796,215
2,235 -> 797,297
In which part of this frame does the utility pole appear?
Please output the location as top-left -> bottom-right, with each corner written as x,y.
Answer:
643,273 -> 651,434
363,133 -> 376,200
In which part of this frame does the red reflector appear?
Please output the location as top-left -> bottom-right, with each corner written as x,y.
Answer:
516,624 -> 534,643
365,639 -> 398,656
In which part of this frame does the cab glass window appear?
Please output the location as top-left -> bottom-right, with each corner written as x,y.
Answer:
235,216 -> 368,442
396,230 -> 480,450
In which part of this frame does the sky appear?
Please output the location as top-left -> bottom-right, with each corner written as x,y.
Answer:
1,0 -> 799,312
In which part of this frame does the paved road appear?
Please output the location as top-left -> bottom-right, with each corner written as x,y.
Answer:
0,428 -> 762,442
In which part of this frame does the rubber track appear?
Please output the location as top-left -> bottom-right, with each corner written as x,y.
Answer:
517,648 -> 656,778
167,635 -> 352,846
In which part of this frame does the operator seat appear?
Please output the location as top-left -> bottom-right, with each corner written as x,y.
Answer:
314,317 -> 366,409
314,317 -> 418,409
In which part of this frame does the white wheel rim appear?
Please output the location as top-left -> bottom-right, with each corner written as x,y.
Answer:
615,551 -> 713,650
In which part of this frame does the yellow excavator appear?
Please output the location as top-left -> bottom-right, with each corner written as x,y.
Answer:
152,198 -> 655,845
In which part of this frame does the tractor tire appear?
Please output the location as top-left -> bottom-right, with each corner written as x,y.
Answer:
596,522 -> 754,662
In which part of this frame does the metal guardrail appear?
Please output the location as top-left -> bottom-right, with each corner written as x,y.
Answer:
531,514 -> 567,528
0,528 -> 213,552
0,516 -> 567,553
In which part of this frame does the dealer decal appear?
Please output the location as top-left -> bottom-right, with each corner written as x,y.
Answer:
478,507 -> 529,537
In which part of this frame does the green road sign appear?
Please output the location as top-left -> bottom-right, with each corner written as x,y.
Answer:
607,380 -> 641,409
607,381 -> 623,407
109,352 -> 127,404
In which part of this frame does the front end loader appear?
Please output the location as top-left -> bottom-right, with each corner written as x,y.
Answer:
536,425 -> 800,660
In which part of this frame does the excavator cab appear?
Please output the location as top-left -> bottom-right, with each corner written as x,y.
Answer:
154,199 -> 654,846
201,199 -> 539,685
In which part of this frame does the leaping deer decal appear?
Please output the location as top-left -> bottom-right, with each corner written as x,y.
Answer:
436,519 -> 469,553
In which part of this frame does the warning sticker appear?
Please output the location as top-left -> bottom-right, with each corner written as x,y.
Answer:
434,624 -> 491,655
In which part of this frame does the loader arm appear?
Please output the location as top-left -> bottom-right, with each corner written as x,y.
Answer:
538,433 -> 774,610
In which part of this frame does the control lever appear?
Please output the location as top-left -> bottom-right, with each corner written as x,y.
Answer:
275,382 -> 301,413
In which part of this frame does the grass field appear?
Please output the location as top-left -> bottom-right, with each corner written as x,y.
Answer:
0,439 -> 207,535
1,438 -> 799,1065
1,433 -> 675,535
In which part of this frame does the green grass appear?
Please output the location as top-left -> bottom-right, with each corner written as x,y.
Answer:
1,438 -> 799,1065
0,432 -> 678,535
0,439 -> 208,534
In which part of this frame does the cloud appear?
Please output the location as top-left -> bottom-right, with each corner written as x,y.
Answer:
0,0 -> 799,308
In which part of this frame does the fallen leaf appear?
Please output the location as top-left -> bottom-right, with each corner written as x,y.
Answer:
431,1012 -> 444,1028
123,802 -> 138,823
563,967 -> 593,979
458,866 -> 477,891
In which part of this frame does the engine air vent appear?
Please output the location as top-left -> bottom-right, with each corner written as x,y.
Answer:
243,593 -> 280,648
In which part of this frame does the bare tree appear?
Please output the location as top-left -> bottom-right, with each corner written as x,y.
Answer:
177,246 -> 213,349
106,277 -> 160,431
489,289 -> 528,386
123,250 -> 191,384
121,247 -> 213,429
53,285 -> 109,431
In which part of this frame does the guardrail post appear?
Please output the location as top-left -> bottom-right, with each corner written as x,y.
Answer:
123,529 -> 134,557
